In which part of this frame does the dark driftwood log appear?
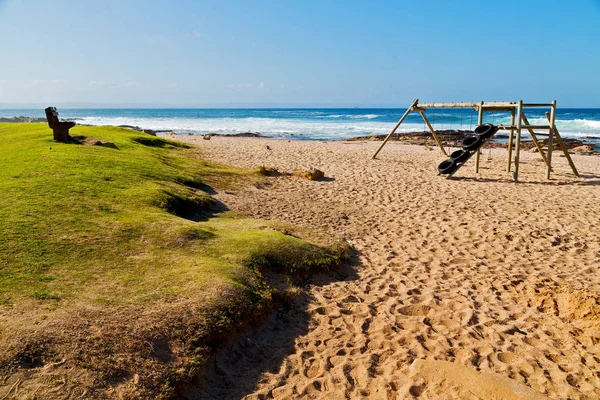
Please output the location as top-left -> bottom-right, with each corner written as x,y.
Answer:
45,107 -> 76,142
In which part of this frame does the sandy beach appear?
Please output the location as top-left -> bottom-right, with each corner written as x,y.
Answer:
162,134 -> 600,399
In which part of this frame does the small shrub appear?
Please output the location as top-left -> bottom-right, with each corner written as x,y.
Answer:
247,240 -> 350,282
153,190 -> 215,219
256,166 -> 280,176
31,290 -> 61,300
132,136 -> 191,149
178,226 -> 216,241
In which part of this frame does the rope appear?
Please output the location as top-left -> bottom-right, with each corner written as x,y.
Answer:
469,108 -> 474,131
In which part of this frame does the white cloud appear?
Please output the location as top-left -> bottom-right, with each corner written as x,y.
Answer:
88,80 -> 106,88
168,81 -> 178,87
0,80 -> 7,85
26,80 -> 44,88
24,79 -> 63,88
87,81 -> 139,90
229,82 -> 267,91
277,83 -> 304,92
113,81 -> 140,88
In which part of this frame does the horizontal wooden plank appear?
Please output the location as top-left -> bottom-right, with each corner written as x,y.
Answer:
417,101 -> 517,108
415,101 -> 555,110
498,124 -> 552,130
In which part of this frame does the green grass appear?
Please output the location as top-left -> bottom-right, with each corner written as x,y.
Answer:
0,123 -> 349,398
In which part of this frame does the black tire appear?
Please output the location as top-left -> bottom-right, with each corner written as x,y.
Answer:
438,159 -> 459,175
462,135 -> 484,151
449,149 -> 470,163
474,123 -> 496,139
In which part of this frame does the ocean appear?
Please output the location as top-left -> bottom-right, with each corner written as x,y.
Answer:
1,108 -> 600,144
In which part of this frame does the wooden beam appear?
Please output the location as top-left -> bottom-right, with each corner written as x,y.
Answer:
372,99 -> 419,159
419,111 -> 448,156
497,125 -> 552,130
417,101 -> 517,108
523,125 -> 552,130
474,101 -> 484,174
513,100 -> 523,182
507,109 -> 515,172
545,111 -> 579,177
546,100 -> 556,179
413,101 -> 553,109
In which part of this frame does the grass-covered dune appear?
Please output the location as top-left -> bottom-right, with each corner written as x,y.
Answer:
0,123 -> 349,398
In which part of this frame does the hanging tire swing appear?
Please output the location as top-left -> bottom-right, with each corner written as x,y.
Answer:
474,123 -> 496,139
449,149 -> 470,163
437,159 -> 459,175
462,135 -> 484,151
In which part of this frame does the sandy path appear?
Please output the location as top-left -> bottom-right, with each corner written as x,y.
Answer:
171,135 -> 600,399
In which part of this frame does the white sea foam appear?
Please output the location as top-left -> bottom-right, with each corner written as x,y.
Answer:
315,114 -> 381,119
520,118 -> 600,137
78,116 -> 424,140
77,115 -> 600,141
348,114 -> 380,119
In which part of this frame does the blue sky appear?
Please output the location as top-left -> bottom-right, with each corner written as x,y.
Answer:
0,0 -> 599,107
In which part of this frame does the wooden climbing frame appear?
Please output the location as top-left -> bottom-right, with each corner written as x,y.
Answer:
372,99 -> 579,181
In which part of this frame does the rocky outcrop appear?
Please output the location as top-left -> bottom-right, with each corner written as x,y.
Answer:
0,116 -> 48,123
570,145 -> 595,154
293,168 -> 325,181
0,116 -> 81,123
212,132 -> 267,138
345,130 -> 594,152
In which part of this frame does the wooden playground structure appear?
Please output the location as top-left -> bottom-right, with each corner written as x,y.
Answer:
372,99 -> 579,181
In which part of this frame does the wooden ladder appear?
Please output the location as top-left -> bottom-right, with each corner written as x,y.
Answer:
518,112 -> 579,177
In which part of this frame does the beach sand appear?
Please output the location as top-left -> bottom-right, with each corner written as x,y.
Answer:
167,134 -> 600,399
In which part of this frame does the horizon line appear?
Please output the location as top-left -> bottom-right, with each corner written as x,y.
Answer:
1,103 -> 599,110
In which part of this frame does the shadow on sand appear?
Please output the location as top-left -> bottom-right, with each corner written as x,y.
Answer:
177,250 -> 362,399
448,171 -> 600,186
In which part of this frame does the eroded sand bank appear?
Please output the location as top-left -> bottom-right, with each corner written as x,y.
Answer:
167,134 -> 600,399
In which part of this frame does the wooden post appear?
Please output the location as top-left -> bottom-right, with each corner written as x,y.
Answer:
419,111 -> 448,156
372,99 -> 419,159
507,109 -> 515,172
545,111 -> 579,177
474,101 -> 484,173
546,100 -> 557,179
513,100 -> 523,181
